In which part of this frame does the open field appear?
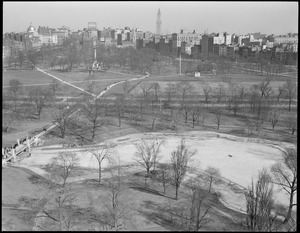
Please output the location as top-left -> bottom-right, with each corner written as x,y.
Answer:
15,131 -> 294,209
2,66 -> 297,231
2,70 -> 54,87
2,167 -> 48,231
2,163 -> 243,231
104,72 -> 297,98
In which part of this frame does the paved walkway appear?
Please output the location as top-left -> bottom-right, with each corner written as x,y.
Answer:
35,67 -> 97,98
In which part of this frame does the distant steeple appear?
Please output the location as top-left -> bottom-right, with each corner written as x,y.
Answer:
156,8 -> 162,35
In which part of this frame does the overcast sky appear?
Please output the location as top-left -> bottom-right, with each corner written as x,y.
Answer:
3,1 -> 298,35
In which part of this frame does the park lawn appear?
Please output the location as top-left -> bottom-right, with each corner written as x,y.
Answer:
132,73 -> 294,96
16,131 -> 295,218
2,166 -> 49,231
2,108 -> 56,147
45,70 -> 142,96
47,69 -> 140,83
2,70 -> 54,87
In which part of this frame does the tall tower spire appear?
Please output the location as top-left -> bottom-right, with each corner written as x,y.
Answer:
156,8 -> 162,35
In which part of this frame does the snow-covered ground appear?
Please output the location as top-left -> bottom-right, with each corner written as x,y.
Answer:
15,131 -> 295,213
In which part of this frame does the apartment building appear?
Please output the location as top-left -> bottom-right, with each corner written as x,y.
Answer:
191,44 -> 201,59
274,35 -> 298,45
200,34 -> 214,56
219,44 -> 227,56
52,29 -> 69,44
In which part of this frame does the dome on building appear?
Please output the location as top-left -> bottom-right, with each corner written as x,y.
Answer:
27,23 -> 35,33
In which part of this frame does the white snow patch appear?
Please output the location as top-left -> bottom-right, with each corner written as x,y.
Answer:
17,131 -> 295,213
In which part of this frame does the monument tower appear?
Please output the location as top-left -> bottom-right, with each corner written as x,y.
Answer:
156,8 -> 162,35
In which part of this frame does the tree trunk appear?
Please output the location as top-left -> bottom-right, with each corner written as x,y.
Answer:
192,116 -> 195,128
175,183 -> 179,200
119,116 -> 121,127
284,191 -> 294,223
91,129 -> 95,142
151,117 -> 156,131
61,129 -> 65,138
208,180 -> 212,193
98,162 -> 102,183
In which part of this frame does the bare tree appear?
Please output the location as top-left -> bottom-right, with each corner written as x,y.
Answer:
150,109 -> 162,131
26,49 -> 39,67
269,106 -> 281,130
154,163 -> 173,194
29,87 -> 54,119
154,59 -> 165,75
214,83 -> 226,103
2,112 -> 15,133
164,82 -> 176,104
97,158 -> 133,231
271,148 -> 297,223
214,109 -> 223,130
181,103 -> 191,124
122,81 -> 130,96
176,81 -> 195,108
139,82 -> 153,105
283,80 -> 297,112
237,84 -> 247,109
82,99 -> 106,142
85,80 -> 96,94
169,107 -> 181,130
35,186 -> 77,231
50,79 -> 59,94
259,77 -> 273,99
203,166 -> 221,193
228,83 -> 242,116
9,79 -> 23,111
285,115 -> 297,135
52,105 -> 73,138
88,143 -> 114,184
276,85 -> 286,102
114,95 -> 126,127
170,139 -> 196,200
134,139 -> 165,176
151,82 -> 161,102
202,82 -> 212,105
190,105 -> 201,128
47,152 -> 80,187
245,169 -> 277,231
249,84 -> 261,114
17,50 -> 25,70
168,179 -> 212,231
185,181 -> 213,231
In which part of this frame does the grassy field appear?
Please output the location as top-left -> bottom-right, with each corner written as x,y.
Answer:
2,166 -> 49,231
2,161 -> 245,231
2,66 -> 297,230
3,70 -> 54,87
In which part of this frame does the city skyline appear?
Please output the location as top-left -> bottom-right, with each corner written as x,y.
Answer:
3,1 -> 298,35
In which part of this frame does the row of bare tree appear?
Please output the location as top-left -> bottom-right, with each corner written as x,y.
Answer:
245,147 -> 297,231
